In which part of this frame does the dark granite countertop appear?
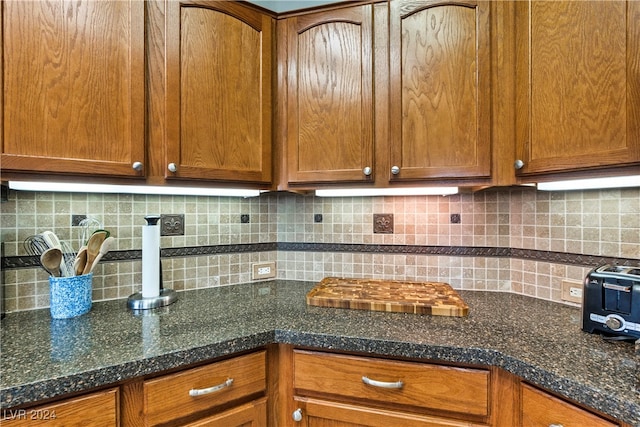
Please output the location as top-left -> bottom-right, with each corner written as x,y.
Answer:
1,280 -> 638,425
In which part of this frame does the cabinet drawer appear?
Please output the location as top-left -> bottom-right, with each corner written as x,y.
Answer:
521,383 -> 617,427
144,351 -> 266,426
182,397 -> 267,427
296,397 -> 487,427
1,388 -> 118,426
293,350 -> 490,417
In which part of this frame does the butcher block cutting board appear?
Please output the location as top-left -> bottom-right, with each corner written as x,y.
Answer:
307,277 -> 469,317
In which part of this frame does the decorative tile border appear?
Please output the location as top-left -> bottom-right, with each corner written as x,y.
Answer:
3,242 -> 637,271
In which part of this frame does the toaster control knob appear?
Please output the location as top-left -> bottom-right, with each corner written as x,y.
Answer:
605,315 -> 624,331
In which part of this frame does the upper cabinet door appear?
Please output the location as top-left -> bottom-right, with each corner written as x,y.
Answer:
158,1 -> 273,184
514,0 -> 640,176
1,0 -> 145,177
388,0 -> 491,182
284,5 -> 375,184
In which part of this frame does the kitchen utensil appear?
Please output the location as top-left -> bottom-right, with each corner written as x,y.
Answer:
92,229 -> 110,238
59,240 -> 77,277
41,230 -> 62,249
82,231 -> 107,275
89,236 -> 115,272
74,246 -> 87,276
306,277 -> 469,317
78,217 -> 103,246
23,234 -> 49,256
41,248 -> 63,277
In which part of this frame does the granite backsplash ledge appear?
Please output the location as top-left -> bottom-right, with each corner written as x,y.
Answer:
0,187 -> 639,312
1,280 -> 638,426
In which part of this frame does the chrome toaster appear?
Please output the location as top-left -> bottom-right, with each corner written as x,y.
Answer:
582,265 -> 640,340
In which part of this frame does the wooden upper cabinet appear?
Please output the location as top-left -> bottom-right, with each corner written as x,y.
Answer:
514,0 -> 640,177
388,0 -> 492,182
153,1 -> 273,184
0,0 -> 145,178
284,5 -> 375,184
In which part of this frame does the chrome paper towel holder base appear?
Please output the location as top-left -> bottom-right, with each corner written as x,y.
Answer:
127,288 -> 177,311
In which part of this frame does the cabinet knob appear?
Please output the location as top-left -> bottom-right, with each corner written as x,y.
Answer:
132,161 -> 143,172
514,159 -> 525,169
548,424 -> 564,427
363,166 -> 372,176
391,165 -> 400,175
292,408 -> 303,422
168,163 -> 177,173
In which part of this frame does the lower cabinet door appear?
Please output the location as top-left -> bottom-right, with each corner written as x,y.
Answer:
183,398 -> 267,427
293,397 -> 487,427
521,383 -> 618,427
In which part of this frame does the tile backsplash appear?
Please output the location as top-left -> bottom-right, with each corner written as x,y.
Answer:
1,186 -> 638,312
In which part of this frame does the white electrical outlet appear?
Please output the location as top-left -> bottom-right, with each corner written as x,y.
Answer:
258,266 -> 271,275
253,262 -> 276,280
569,287 -> 582,298
561,280 -> 583,304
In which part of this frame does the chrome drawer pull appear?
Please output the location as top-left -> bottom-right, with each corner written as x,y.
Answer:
189,378 -> 234,397
362,376 -> 404,389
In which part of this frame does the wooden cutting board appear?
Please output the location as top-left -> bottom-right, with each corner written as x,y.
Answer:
307,277 -> 469,317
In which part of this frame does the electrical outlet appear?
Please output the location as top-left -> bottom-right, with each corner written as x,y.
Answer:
253,262 -> 276,280
561,280 -> 583,304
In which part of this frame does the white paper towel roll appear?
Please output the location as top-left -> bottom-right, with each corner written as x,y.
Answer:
142,223 -> 160,298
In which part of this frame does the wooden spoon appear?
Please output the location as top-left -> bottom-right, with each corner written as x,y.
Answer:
74,246 -> 87,276
82,231 -> 107,275
89,236 -> 115,272
41,248 -> 63,277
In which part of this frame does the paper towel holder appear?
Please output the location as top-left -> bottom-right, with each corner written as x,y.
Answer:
127,288 -> 177,311
128,215 -> 177,311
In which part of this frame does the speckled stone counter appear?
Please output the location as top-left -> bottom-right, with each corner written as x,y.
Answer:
1,280 -> 638,425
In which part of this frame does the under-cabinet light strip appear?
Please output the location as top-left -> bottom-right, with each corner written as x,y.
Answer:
536,175 -> 640,191
315,187 -> 459,197
8,181 -> 262,197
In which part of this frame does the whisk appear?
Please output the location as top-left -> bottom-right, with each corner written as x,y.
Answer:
23,233 -> 76,277
78,217 -> 103,247
23,234 -> 49,257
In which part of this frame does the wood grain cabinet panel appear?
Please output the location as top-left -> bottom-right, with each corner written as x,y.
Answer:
514,0 -> 640,176
388,0 -> 492,181
0,0 -> 145,177
293,397 -> 487,427
293,350 -> 490,422
143,351 -> 266,426
0,388 -> 118,427
520,383 -> 618,427
283,5 -> 375,184
150,0 -> 273,184
183,397 -> 267,427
